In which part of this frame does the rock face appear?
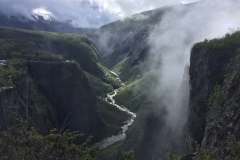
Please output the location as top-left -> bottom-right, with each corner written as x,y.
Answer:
0,60 -> 106,142
201,54 -> 240,158
188,48 -> 229,148
188,32 -> 240,158
0,74 -> 56,135
27,61 -> 105,139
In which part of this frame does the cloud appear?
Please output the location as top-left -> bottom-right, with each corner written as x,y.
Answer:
94,0 -> 184,18
0,0 -> 200,28
0,0 -> 117,28
146,0 -> 240,152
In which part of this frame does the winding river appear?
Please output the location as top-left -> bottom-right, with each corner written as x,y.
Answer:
99,71 -> 137,149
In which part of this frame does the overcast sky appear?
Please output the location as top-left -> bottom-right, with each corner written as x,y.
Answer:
0,0 -> 186,28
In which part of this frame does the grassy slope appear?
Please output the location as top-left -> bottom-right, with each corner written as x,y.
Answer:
0,26 -> 103,75
96,98 -> 131,137
114,71 -> 158,112
89,7 -> 170,108
99,7 -> 171,32
0,26 -> 128,140
0,26 -> 121,96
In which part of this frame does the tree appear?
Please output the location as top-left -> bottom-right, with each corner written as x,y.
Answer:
122,150 -> 135,160
0,116 -> 99,160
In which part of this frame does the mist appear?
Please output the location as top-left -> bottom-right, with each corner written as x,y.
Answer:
0,0 -> 197,28
147,0 -> 240,155
94,0 -> 184,18
0,0 -> 116,28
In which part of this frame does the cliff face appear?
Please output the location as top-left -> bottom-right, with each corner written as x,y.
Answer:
201,53 -> 240,158
188,47 -> 229,146
0,61 -> 57,135
0,60 -> 107,142
188,32 -> 240,157
27,61 -> 105,140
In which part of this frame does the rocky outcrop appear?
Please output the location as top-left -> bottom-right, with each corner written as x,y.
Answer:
188,48 -> 229,148
201,53 -> 240,158
0,75 -> 56,135
188,32 -> 240,156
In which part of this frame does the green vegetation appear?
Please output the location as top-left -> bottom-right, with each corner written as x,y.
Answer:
100,140 -> 124,156
96,98 -> 130,138
194,96 -> 208,111
193,144 -> 218,160
85,72 -> 114,97
122,150 -> 135,160
0,59 -> 27,87
32,85 -> 52,116
168,133 -> 240,160
99,7 -> 170,32
209,84 -> 224,108
114,58 -> 148,82
0,116 -> 99,160
225,133 -> 240,160
102,69 -> 122,89
115,72 -> 158,111
0,59 -> 54,118
0,26 -> 120,95
168,154 -> 182,160
0,26 -> 104,77
194,31 -> 240,58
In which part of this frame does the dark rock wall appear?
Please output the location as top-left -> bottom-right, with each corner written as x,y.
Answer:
188,36 -> 240,158
201,54 -> 240,158
27,61 -> 105,140
0,75 -> 56,135
188,47 -> 232,147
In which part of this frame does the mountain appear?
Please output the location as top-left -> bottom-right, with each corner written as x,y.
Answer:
1,1 -> 240,160
88,1 -> 240,159
88,4 -> 193,159
0,26 -> 128,143
0,13 -> 95,34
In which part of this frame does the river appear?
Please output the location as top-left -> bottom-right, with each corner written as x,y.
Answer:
99,71 -> 137,149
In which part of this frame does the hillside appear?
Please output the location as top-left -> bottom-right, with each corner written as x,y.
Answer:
88,4 -> 192,159
88,2 -> 240,159
1,1 -> 240,160
0,26 -> 128,144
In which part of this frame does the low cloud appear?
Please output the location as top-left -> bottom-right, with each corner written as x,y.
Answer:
0,0 -> 117,28
147,0 -> 240,154
0,0 -> 199,28
94,0 -> 184,18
